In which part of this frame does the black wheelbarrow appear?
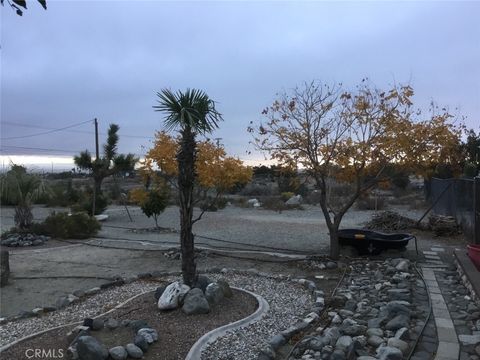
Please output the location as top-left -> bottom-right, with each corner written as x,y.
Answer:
338,229 -> 418,255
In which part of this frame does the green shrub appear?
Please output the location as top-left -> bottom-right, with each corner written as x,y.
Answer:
141,188 -> 169,228
72,191 -> 108,216
42,212 -> 100,239
280,192 -> 295,202
46,180 -> 81,207
199,197 -> 228,212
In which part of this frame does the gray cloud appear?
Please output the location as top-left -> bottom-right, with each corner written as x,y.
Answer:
1,1 -> 479,165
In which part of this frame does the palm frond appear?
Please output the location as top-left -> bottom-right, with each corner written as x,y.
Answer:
153,88 -> 223,134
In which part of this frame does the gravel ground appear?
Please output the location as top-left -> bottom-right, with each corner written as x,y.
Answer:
1,272 -> 315,360
202,272 -> 315,360
0,280 -> 158,347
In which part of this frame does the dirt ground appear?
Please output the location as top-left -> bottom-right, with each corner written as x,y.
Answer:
0,204 -> 468,317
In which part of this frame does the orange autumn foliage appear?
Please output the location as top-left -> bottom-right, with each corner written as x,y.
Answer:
143,131 -> 252,193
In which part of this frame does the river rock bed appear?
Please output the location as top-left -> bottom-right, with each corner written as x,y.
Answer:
1,233 -> 51,247
288,258 -> 430,360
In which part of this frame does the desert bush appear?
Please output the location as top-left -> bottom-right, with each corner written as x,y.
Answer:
41,212 -> 100,239
261,196 -> 303,212
199,197 -> 228,212
107,181 -> 123,202
280,192 -> 295,201
46,180 -> 81,207
71,188 -> 108,215
356,195 -> 386,210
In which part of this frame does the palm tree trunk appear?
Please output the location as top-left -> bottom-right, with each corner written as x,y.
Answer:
14,204 -> 33,229
177,127 -> 197,286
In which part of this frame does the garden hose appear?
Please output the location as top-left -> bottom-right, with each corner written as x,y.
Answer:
284,263 -> 350,359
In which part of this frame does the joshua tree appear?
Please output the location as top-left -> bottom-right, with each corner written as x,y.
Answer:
0,165 -> 48,229
74,123 -> 137,214
154,88 -> 222,286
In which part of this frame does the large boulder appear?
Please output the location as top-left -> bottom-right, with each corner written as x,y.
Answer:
182,288 -> 210,315
157,281 -> 190,310
76,336 -> 108,360
205,282 -> 224,305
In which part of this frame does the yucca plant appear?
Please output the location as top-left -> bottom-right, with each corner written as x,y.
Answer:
154,88 -> 222,286
0,165 -> 49,229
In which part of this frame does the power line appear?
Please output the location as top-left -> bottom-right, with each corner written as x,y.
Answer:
1,121 -> 155,140
0,145 -> 84,154
0,145 -> 147,158
0,119 -> 93,140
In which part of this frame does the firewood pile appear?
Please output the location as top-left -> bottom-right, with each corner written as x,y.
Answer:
428,214 -> 460,236
364,210 -> 417,231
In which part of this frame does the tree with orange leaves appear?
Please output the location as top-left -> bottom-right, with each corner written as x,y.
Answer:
249,80 -> 462,259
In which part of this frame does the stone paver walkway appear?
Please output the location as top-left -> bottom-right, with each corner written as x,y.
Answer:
419,245 -> 480,360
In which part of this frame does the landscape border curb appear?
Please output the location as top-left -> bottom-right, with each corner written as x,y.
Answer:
0,290 -> 152,353
185,287 -> 269,360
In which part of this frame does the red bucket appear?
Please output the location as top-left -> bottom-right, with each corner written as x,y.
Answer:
467,244 -> 480,271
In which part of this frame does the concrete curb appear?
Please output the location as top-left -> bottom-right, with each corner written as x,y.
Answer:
0,290 -> 152,353
185,287 -> 269,360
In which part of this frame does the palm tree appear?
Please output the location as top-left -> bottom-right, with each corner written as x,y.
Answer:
0,165 -> 48,229
154,88 -> 222,286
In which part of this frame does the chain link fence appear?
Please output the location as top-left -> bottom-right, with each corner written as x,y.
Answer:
427,177 -> 479,243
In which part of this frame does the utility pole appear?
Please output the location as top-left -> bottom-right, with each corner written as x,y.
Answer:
92,118 -> 99,216
95,118 -> 100,160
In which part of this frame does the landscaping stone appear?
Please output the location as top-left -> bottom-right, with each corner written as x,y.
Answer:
137,328 -> 158,343
385,315 -> 410,331
157,281 -> 190,310
182,288 -> 210,315
217,278 -> 233,298
125,343 -> 143,359
193,275 -> 212,292
129,320 -> 148,332
109,346 -> 127,360
105,318 -> 119,330
377,346 -> 403,360
205,282 -> 224,304
92,318 -> 104,331
76,336 -> 108,360
133,334 -> 148,352
387,338 -> 409,355
154,285 -> 166,301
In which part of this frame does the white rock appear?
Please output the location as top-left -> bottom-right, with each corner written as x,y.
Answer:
157,281 -> 190,310
286,195 -> 303,205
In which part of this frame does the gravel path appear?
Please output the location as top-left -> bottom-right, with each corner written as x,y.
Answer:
0,281 -> 158,347
202,273 -> 315,360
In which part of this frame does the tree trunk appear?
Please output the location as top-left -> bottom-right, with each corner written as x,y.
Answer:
1,250 -> 10,287
14,204 -> 33,229
329,226 -> 340,260
177,127 -> 197,287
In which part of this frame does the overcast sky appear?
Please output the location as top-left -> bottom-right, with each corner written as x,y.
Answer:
1,0 -> 479,170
